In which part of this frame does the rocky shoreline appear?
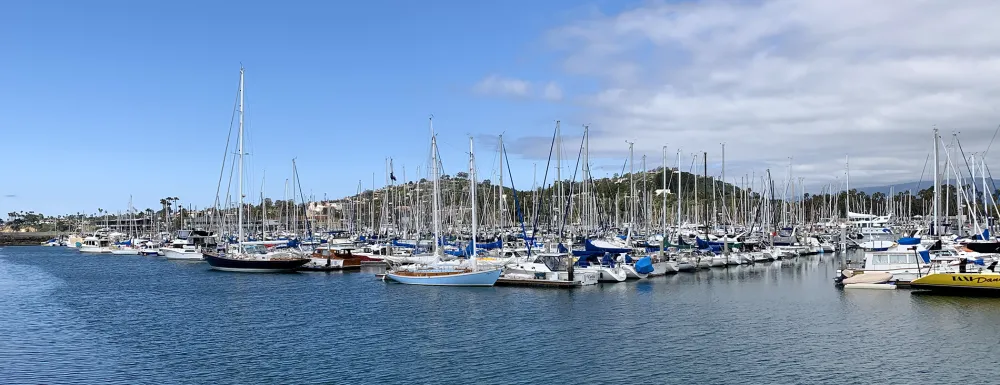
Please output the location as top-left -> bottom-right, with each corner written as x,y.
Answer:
0,232 -> 59,246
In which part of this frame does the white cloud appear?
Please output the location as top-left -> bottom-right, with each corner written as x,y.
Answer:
474,74 -> 531,97
543,82 -> 563,101
537,0 -> 1000,189
474,75 -> 564,101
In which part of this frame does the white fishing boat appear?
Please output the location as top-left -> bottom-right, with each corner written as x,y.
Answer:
503,253 -> 598,285
161,230 -> 215,260
78,236 -> 112,253
835,237 -> 931,285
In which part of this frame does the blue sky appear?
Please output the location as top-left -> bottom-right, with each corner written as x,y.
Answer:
5,0 -> 996,216
1,0 -> 630,215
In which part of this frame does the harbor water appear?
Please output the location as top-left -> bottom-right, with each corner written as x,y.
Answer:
3,246 -> 1000,384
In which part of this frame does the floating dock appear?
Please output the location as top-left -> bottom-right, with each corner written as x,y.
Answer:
495,278 -> 583,288
376,274 -> 583,288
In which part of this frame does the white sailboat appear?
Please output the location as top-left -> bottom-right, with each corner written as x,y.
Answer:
384,124 -> 502,286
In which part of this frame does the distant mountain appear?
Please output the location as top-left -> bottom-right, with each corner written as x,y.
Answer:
857,178 -> 998,195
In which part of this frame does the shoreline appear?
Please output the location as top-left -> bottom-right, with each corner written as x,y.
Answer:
0,232 -> 60,246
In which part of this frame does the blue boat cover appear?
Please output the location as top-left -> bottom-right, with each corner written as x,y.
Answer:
897,237 -> 920,245
634,256 -> 654,274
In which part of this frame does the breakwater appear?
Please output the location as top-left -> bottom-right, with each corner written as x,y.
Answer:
0,232 -> 58,246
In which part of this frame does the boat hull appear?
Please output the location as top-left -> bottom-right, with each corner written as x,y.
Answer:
623,265 -> 648,279
964,242 -> 1000,254
79,247 -> 110,254
385,268 -> 502,286
203,253 -> 309,273
910,272 -> 1000,295
161,248 -> 204,260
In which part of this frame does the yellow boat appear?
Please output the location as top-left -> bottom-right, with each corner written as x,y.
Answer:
909,272 -> 1000,294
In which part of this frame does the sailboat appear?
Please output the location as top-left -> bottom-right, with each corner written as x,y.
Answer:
383,127 -> 502,286
202,67 -> 310,273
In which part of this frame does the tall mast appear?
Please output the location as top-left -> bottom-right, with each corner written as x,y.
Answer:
661,145 -> 667,256
628,141 -> 635,242
237,66 -> 245,245
498,134 -> 504,230
933,128 -> 940,235
642,154 -> 648,234
583,126 -> 590,231
430,117 -> 441,256
703,151 -> 708,240
555,121 -> 562,235
845,155 -> 851,218
469,137 -> 478,263
675,149 -> 682,238
722,143 -> 728,256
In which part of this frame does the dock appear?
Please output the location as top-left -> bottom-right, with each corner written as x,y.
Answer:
495,278 -> 583,288
375,274 -> 583,288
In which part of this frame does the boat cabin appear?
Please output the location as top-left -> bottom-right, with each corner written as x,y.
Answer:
82,237 -> 111,248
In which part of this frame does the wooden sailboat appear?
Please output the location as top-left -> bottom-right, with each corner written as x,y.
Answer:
384,126 -> 502,286
202,67 -> 310,273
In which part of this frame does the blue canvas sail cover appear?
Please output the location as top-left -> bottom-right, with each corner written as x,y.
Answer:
601,253 -> 616,267
437,237 -> 457,247
558,243 -> 569,253
392,239 -> 416,248
115,240 -> 132,246
974,229 -> 991,240
477,239 -> 503,250
576,253 -> 601,267
897,237 -> 920,246
695,237 -> 721,253
634,256 -> 654,274
463,239 -> 503,256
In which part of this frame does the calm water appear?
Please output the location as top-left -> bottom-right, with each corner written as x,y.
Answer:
2,246 -> 1000,384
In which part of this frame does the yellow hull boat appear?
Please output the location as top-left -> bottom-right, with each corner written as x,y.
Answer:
909,272 -> 1000,294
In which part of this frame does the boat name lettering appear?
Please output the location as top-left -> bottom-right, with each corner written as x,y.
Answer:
950,276 -> 1000,283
